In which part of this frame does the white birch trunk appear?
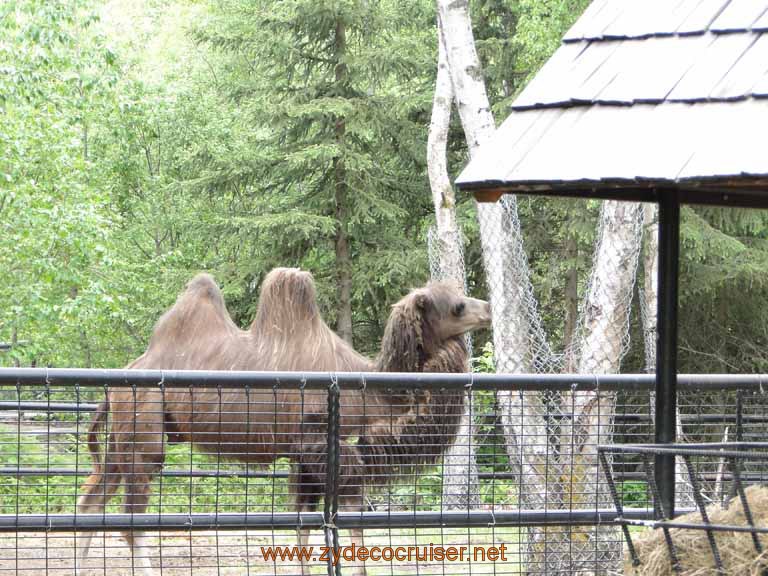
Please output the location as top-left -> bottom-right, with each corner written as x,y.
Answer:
641,203 -> 694,509
641,204 -> 659,374
436,0 -> 550,513
575,202 -> 643,373
427,27 -> 463,288
577,200 -> 643,569
436,0 -> 494,151
427,29 -> 480,509
563,201 -> 643,453
539,201 -> 644,576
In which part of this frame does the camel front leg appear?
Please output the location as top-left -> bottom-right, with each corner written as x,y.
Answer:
291,463 -> 323,576
297,527 -> 313,576
336,443 -> 367,576
337,484 -> 367,576
293,437 -> 366,575
123,530 -> 155,576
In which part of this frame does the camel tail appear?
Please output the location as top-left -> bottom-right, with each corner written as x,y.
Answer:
86,401 -> 109,475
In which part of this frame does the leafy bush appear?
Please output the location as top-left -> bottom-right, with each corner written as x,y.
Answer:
620,481 -> 648,507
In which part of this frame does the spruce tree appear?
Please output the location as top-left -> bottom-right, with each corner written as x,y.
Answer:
196,0 -> 436,347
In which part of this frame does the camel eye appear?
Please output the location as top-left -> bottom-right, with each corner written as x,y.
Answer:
453,302 -> 465,316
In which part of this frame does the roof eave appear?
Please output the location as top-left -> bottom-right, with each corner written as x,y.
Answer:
457,178 -> 768,208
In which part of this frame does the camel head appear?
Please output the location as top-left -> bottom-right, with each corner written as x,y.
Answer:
379,282 -> 491,373
409,282 -> 491,341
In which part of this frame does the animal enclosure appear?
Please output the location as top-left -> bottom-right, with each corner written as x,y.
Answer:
1,369 -> 768,575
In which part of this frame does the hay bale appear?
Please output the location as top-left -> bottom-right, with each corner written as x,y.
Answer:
625,485 -> 768,575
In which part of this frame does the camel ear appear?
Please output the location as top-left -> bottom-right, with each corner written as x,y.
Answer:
414,292 -> 431,311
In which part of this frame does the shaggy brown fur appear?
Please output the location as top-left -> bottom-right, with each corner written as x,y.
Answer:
292,285 -> 480,514
77,269 -> 489,575
360,337 -> 469,491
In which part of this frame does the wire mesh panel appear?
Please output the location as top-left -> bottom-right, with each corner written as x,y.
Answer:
600,441 -> 768,576
1,370 -> 768,576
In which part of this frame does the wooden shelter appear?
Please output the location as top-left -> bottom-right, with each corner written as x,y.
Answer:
456,0 -> 768,517
457,0 -> 768,206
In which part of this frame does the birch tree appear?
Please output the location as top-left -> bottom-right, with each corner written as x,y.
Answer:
427,33 -> 462,287
436,0 -> 551,516
558,200 -> 644,575
436,2 -> 658,574
427,28 -> 480,509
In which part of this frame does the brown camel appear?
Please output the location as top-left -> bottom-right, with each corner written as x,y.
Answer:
76,268 -> 489,575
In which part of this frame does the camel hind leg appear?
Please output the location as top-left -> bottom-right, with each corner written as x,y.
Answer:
114,468 -> 162,576
119,438 -> 165,576
75,459 -> 122,574
108,392 -> 165,576
76,470 -> 160,576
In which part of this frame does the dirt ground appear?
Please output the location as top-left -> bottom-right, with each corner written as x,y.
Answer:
1,530 -> 309,576
0,528 -> 521,575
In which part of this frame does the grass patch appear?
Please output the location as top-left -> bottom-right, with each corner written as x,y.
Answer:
0,430 -> 521,515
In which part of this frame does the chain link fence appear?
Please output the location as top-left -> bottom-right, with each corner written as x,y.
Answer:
428,196 -> 649,574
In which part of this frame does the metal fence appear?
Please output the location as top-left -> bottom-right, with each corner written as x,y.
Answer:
1,368 -> 767,575
600,441 -> 768,575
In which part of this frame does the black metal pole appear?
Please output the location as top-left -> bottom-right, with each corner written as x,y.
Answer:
655,191 -> 680,518
323,378 -> 342,576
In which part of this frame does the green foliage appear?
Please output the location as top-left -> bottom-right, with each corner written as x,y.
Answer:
0,0 -> 129,367
473,342 -> 497,373
678,206 -> 768,372
620,481 -> 648,508
1,0 -> 596,367
184,0 -> 437,349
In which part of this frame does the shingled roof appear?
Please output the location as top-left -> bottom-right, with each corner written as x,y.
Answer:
456,0 -> 768,206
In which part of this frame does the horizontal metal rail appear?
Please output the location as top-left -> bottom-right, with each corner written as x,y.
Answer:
2,466 -> 763,485
610,471 -> 768,483
4,400 -> 768,428
620,517 -> 768,535
0,467 -> 517,480
0,467 -> 290,479
599,442 -> 768,459
0,401 -> 98,412
1,367 -> 767,391
618,413 -> 768,424
0,508 -> 687,533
